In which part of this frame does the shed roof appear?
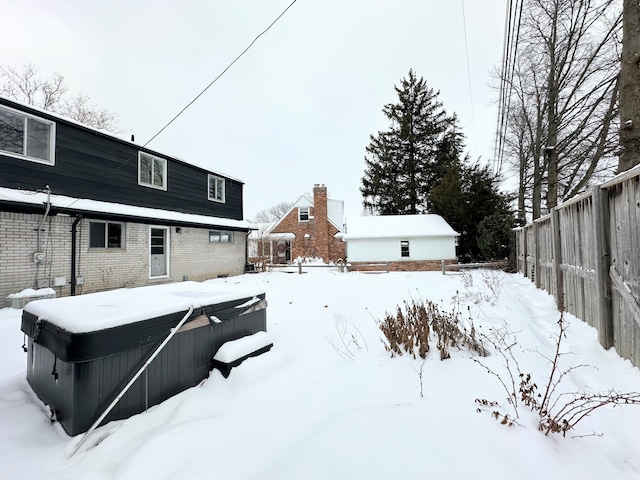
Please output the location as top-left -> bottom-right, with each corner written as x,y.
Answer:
343,214 -> 459,240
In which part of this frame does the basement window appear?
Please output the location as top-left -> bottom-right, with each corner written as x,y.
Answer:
0,104 -> 55,165
401,240 -> 410,257
138,152 -> 167,190
89,221 -> 124,249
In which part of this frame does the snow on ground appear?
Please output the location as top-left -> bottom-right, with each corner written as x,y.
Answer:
1,269 -> 640,479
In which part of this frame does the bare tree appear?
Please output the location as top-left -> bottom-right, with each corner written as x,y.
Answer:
0,63 -> 120,133
499,0 -> 621,219
619,0 -> 640,172
58,93 -> 120,132
252,200 -> 294,223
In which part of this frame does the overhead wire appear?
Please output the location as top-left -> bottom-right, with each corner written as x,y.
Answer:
460,0 -> 478,157
495,0 -> 514,174
139,0 -> 299,151
62,0 -> 298,210
495,0 -> 524,175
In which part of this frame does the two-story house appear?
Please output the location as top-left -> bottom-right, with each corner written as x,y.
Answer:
0,97 -> 250,301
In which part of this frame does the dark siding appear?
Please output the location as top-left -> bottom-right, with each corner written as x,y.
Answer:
0,98 -> 244,220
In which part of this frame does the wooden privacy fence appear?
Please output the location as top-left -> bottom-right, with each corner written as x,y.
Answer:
516,165 -> 640,367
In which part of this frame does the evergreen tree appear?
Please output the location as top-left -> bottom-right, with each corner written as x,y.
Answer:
477,213 -> 517,261
361,70 -> 461,214
429,162 -> 514,261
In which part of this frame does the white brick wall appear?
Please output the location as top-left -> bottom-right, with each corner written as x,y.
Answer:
1,212 -> 247,301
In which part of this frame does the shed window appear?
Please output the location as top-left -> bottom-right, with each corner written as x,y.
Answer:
400,240 -> 410,257
138,152 -> 167,190
208,175 -> 225,202
89,221 -> 124,248
0,105 -> 55,165
210,230 -> 234,243
298,207 -> 310,222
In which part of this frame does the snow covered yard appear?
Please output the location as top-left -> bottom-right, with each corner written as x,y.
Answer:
1,269 -> 640,479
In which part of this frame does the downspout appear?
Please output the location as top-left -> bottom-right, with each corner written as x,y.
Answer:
70,215 -> 82,296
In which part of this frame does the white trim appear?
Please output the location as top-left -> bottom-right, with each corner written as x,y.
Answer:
209,229 -> 234,243
0,104 -> 56,165
149,225 -> 170,278
0,186 -> 249,229
298,206 -> 310,222
208,174 -> 226,203
88,220 -> 126,249
138,152 -> 167,191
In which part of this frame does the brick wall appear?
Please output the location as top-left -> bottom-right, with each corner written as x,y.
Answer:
1,212 -> 247,302
348,259 -> 457,272
0,212 -> 73,299
270,184 -> 345,263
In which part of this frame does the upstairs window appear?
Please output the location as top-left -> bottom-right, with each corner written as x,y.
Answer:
401,240 -> 410,257
209,230 -> 234,243
89,221 -> 124,249
138,152 -> 167,190
208,175 -> 225,202
298,207 -> 310,222
0,105 -> 55,165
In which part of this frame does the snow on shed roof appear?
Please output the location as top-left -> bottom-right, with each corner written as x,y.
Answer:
343,214 -> 459,240
0,187 -> 250,230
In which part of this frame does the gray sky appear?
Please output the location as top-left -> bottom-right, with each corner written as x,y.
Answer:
2,0 -> 506,221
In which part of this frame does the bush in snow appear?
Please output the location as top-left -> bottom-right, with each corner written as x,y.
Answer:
475,312 -> 640,436
378,296 -> 488,361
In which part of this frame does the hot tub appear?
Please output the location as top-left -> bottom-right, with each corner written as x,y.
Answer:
21,281 -> 267,436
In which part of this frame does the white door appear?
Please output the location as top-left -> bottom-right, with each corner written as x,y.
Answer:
150,227 -> 169,277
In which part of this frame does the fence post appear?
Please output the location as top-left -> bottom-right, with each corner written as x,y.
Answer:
533,221 -> 541,289
550,208 -> 564,311
298,261 -> 302,275
592,186 -> 614,349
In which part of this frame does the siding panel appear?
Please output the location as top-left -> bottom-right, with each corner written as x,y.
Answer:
0,99 -> 243,220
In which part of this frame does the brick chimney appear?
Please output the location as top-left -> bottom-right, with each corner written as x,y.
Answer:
313,184 -> 329,261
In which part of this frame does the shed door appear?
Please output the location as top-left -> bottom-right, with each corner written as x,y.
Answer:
150,227 -> 168,277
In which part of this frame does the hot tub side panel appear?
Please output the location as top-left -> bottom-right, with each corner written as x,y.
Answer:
25,301 -> 267,436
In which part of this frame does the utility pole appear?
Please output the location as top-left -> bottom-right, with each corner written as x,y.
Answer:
619,0 -> 640,172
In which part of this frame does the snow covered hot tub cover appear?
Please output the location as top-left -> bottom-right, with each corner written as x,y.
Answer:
21,281 -> 267,436
22,281 -> 265,362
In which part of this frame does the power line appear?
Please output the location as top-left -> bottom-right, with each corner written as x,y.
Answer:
460,0 -> 478,157
142,0 -> 299,150
494,0 -> 513,174
494,0 -> 523,175
62,0 -> 298,210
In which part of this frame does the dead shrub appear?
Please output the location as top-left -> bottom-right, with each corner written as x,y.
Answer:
379,296 -> 488,360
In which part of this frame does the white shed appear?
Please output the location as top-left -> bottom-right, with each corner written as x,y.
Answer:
342,215 -> 459,270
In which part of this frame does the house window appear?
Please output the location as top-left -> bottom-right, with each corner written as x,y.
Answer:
208,175 -> 225,202
298,207 -> 310,222
138,152 -> 167,190
0,105 -> 55,165
89,221 -> 124,248
401,240 -> 410,257
209,230 -> 234,243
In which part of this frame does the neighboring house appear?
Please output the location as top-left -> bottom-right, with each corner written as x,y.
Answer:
0,96 -> 250,301
342,214 -> 459,271
249,184 -> 345,264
